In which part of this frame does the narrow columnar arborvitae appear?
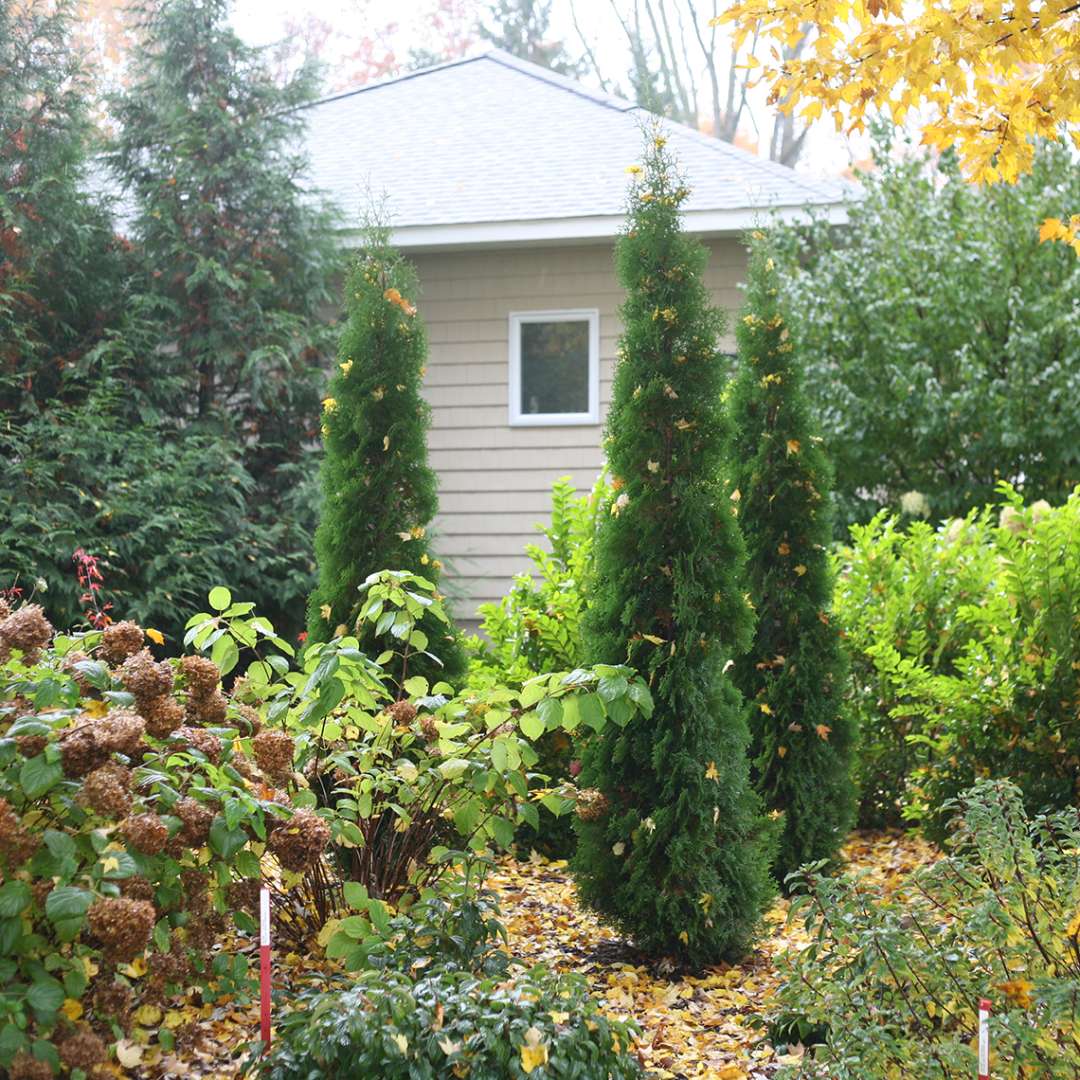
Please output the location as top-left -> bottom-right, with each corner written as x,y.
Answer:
571,131 -> 775,966
729,238 -> 855,884
307,234 -> 465,683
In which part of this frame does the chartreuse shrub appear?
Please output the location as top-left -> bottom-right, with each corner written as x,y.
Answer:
470,474 -> 610,855
835,486 -> 1080,838
472,473 -> 610,682
729,240 -> 854,883
307,233 -> 464,682
834,507 -> 1000,827
572,131 -> 774,965
0,596 -> 326,1078
774,781 -> 1080,1079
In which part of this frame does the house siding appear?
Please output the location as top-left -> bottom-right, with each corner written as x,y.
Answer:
410,238 -> 747,630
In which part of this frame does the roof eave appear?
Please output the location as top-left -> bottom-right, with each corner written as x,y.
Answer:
338,201 -> 851,253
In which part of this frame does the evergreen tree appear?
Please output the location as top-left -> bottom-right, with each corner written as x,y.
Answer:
572,132 -> 774,965
729,238 -> 855,883
108,0 -> 337,635
0,0 -> 128,411
307,234 -> 465,683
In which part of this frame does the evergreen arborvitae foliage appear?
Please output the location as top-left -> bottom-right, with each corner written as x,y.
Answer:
729,239 -> 855,884
107,0 -> 337,637
307,236 -> 465,683
1,0 -> 129,410
571,133 -> 775,966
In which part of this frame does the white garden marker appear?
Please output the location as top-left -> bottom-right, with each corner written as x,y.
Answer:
978,997 -> 991,1080
260,886 -> 272,1051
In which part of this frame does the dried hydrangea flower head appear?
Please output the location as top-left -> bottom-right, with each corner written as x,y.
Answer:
99,621 -> 145,665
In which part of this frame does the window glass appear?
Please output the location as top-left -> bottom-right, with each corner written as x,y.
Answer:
519,319 -> 590,416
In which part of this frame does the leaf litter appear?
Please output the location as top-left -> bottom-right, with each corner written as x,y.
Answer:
134,829 -> 935,1079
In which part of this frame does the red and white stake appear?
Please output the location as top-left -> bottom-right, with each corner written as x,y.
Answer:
260,886 -> 272,1051
978,997 -> 991,1080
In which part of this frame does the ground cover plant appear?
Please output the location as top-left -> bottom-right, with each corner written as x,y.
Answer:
572,131 -> 774,965
730,239 -> 854,882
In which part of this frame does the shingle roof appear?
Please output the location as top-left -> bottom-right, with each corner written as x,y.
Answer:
300,49 -> 851,249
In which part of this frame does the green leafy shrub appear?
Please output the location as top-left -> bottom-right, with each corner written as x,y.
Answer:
322,855 -> 510,976
216,570 -> 653,913
472,474 -> 609,681
730,238 -> 854,882
0,598 -> 321,1077
573,130 -> 774,964
835,486 -> 1080,835
261,965 -> 642,1080
307,233 -> 464,682
0,569 -> 651,1073
773,132 -> 1080,529
470,475 -> 610,855
775,780 -> 1080,1079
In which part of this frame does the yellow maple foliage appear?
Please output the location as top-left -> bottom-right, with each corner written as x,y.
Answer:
717,1 -> 1080,248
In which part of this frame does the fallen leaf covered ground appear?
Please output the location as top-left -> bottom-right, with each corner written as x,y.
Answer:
137,829 -> 936,1079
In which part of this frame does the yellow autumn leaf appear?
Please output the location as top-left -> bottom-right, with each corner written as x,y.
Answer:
705,761 -> 719,781
134,1004 -> 163,1026
777,746 -> 788,758
145,628 -> 165,645
786,439 -> 800,455
794,564 -> 807,576
716,1065 -> 748,1080
520,1027 -> 549,1074
383,435 -> 391,451
1040,217 -> 1066,243
391,1033 -> 409,1055
319,603 -> 332,621
62,998 -> 83,1021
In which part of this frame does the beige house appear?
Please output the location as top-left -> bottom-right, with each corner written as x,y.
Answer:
302,50 -> 848,628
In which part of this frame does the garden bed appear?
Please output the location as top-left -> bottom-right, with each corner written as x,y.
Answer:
133,830 -> 935,1079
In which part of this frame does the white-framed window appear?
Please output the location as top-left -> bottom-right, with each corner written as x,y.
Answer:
508,308 -> 600,426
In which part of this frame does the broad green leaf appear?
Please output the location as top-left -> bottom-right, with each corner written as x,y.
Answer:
519,710 -> 545,740
20,755 -> 63,799
208,586 -> 232,611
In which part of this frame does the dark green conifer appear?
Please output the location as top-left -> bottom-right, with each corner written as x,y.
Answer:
729,238 -> 855,883
307,234 -> 465,683
571,132 -> 774,965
